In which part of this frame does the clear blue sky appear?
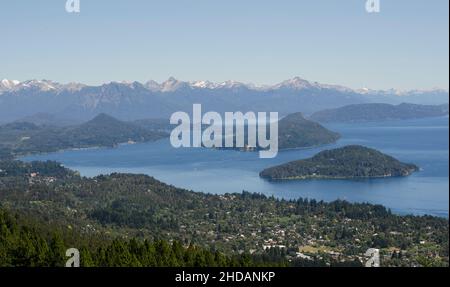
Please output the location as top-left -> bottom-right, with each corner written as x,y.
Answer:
0,0 -> 448,90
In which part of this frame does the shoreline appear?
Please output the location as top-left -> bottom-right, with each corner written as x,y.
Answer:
261,172 -> 418,182
13,138 -> 170,161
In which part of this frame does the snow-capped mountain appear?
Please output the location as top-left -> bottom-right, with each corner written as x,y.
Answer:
190,80 -> 220,89
0,79 -> 86,94
0,77 -> 447,123
144,80 -> 162,92
160,77 -> 190,92
16,80 -> 60,91
142,78 -> 256,92
271,77 -> 315,90
1,79 -> 20,89
2,77 -> 448,96
141,77 -> 366,93
217,80 -> 251,90
0,79 -> 20,92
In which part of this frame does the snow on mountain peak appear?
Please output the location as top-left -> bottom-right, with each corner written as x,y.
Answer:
1,79 -> 20,89
190,80 -> 218,89
18,79 -> 59,91
273,77 -> 313,90
2,77 -> 446,100
144,80 -> 160,91
160,77 -> 189,92
218,80 -> 248,89
0,79 -> 90,94
271,77 -> 356,93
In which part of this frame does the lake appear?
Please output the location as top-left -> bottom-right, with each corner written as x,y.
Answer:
23,117 -> 449,217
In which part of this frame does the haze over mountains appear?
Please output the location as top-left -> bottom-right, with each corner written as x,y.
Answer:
310,103 -> 449,123
0,77 -> 448,123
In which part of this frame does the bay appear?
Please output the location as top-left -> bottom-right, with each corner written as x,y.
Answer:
22,117 -> 449,217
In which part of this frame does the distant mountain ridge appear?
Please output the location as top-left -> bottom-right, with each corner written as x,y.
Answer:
1,77 -> 448,123
310,103 -> 449,123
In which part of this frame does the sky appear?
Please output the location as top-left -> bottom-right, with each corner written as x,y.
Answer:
0,0 -> 448,90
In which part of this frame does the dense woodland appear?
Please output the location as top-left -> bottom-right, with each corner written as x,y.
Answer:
0,114 -> 167,157
0,208 -> 290,267
260,145 -> 419,180
0,160 -> 447,267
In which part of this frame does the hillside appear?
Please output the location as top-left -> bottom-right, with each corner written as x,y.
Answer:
0,114 -> 168,156
278,113 -> 340,149
57,113 -> 167,147
212,112 -> 340,151
310,103 -> 449,123
14,113 -> 79,127
260,145 -> 419,180
0,160 -> 447,267
0,208 -> 273,267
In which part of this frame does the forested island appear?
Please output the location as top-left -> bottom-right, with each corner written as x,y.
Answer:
0,114 -> 167,158
213,112 -> 340,152
260,145 -> 419,181
0,160 -> 447,267
277,112 -> 340,149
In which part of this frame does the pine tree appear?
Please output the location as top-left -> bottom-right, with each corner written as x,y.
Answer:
49,233 -> 66,267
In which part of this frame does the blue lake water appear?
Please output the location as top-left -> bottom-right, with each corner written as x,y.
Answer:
23,117 -> 449,217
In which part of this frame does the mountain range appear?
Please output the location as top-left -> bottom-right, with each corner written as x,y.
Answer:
1,77 -> 448,123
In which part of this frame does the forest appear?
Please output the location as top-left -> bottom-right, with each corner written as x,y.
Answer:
0,114 -> 167,158
0,208 -> 285,267
260,145 -> 419,180
0,160 -> 447,267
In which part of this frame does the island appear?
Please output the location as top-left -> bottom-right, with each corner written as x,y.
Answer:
0,113 -> 168,157
278,112 -> 341,149
260,145 -> 419,181
201,112 -> 340,153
